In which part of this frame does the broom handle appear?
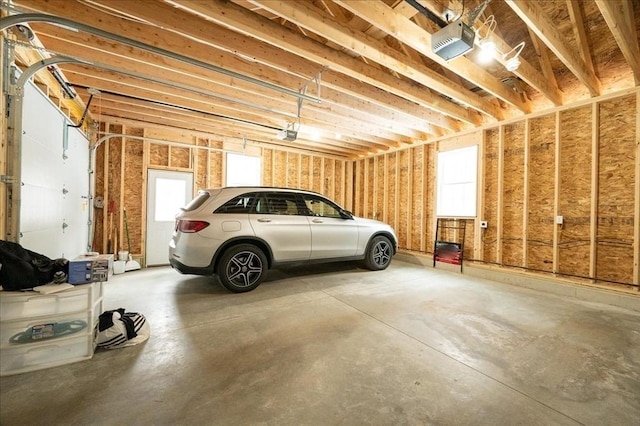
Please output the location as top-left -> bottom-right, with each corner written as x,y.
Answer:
124,207 -> 132,255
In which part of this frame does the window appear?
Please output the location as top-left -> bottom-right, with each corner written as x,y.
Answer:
263,194 -> 300,215
301,195 -> 344,219
226,153 -> 261,186
436,145 -> 478,217
155,178 -> 187,221
215,193 -> 257,214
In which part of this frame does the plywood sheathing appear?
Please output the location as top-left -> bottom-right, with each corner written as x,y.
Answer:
324,158 -> 334,200
149,144 -> 169,167
558,107 -> 591,277
366,157 -> 375,218
354,159 -> 363,216
424,144 -> 436,254
528,114 -> 556,272
196,137 -> 209,191
312,156 -> 323,194
273,151 -> 286,187
107,124 -> 123,255
502,122 -> 526,267
463,220 -> 475,261
123,131 -> 143,255
387,153 -> 397,235
483,128 -> 500,263
374,156 -> 385,222
300,155 -> 310,190
398,150 -> 409,249
410,146 -> 424,252
335,160 -> 344,207
208,139 -> 223,188
93,124 -> 105,252
262,149 -> 273,186
286,153 -> 299,188
596,95 -> 636,284
170,146 -> 191,169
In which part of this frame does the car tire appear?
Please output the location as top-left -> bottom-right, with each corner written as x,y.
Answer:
217,244 -> 268,292
363,235 -> 393,271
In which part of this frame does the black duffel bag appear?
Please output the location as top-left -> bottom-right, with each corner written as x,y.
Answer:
0,240 -> 68,290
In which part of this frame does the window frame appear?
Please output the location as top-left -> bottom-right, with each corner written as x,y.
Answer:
435,144 -> 479,218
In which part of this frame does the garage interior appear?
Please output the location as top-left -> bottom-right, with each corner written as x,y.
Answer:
1,0 -> 639,424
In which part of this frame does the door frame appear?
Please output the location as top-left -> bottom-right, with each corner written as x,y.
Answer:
145,169 -> 194,266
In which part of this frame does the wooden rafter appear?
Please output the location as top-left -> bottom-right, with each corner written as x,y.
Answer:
595,0 -> 640,85
566,0 -> 595,77
527,29 -> 559,94
505,0 -> 601,97
415,0 -> 563,106
165,0 -> 480,124
249,0 -> 504,119
334,0 -> 532,113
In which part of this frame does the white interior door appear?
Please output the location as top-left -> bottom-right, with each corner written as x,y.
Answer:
146,170 -> 193,266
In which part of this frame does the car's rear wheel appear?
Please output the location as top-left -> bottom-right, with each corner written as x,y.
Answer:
363,235 -> 393,271
217,244 -> 268,292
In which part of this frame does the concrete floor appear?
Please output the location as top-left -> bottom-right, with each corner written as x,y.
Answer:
1,260 -> 639,425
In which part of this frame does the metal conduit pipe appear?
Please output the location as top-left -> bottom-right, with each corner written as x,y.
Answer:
92,133 -> 244,152
0,13 -> 321,104
56,55 -> 296,120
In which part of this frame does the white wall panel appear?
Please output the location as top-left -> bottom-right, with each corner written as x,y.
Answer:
20,81 -> 90,260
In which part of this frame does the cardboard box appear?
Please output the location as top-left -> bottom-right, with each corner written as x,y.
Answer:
69,254 -> 114,284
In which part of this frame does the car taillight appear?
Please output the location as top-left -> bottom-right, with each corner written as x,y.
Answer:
177,220 -> 209,233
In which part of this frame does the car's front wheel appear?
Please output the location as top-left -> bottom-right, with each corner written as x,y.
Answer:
363,235 -> 393,271
217,244 -> 268,292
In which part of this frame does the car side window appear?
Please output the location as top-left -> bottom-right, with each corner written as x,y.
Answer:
302,195 -> 343,218
264,193 -> 300,215
215,193 -> 257,213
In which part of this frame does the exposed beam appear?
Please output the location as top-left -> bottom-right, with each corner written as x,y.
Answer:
334,0 -> 532,113
165,0 -> 481,125
505,0 -> 601,97
248,0 -> 503,119
527,28 -> 559,95
64,66 -> 397,151
96,113 -> 361,158
36,24 -> 438,140
595,0 -> 640,85
566,0 -> 596,77
79,0 -> 471,128
418,0 -> 563,107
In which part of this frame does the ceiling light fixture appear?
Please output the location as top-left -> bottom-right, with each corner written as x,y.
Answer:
475,15 -> 496,63
503,41 -> 525,72
478,39 -> 496,63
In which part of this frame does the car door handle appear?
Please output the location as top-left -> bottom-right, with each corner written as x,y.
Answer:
257,218 -> 272,223
312,219 -> 323,223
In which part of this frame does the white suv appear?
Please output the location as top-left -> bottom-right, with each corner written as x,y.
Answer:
169,187 -> 397,292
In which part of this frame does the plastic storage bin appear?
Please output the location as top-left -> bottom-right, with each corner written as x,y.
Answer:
0,332 -> 96,376
0,282 -> 101,322
0,281 -> 103,376
1,309 -> 96,347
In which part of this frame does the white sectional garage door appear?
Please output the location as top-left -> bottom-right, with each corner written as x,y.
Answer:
20,80 -> 90,260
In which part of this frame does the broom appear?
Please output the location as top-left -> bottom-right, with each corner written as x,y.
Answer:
123,207 -> 141,271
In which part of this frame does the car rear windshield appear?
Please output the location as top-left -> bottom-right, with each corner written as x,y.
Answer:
181,191 -> 210,212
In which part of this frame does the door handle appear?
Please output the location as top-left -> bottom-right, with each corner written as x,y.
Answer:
257,218 -> 272,223
312,219 -> 323,223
